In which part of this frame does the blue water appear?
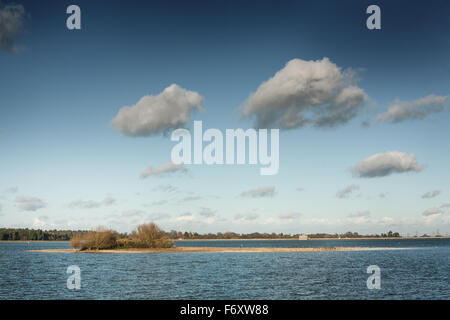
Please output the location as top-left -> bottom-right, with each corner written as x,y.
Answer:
0,239 -> 448,299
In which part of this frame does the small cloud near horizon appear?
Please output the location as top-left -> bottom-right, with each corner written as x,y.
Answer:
352,151 -> 423,178
421,190 -> 441,199
376,94 -> 449,123
140,161 -> 187,178
240,186 -> 276,198
336,185 -> 359,198
15,196 -> 46,211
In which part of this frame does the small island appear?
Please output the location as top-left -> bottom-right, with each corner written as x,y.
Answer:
22,222 -> 404,254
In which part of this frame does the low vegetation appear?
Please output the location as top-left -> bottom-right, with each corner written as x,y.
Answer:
129,223 -> 172,248
70,227 -> 118,250
69,223 -> 172,250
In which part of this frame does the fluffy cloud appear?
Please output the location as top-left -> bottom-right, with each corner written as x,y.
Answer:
336,184 -> 359,198
376,95 -> 449,123
352,151 -> 424,178
140,161 -> 187,178
0,3 -> 26,52
422,190 -> 441,199
33,216 -> 49,228
422,208 -> 443,217
112,84 -> 204,137
15,196 -> 46,211
242,58 -> 367,129
240,186 -> 276,198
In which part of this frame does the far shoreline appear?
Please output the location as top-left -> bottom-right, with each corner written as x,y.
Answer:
1,236 -> 449,243
177,236 -> 450,241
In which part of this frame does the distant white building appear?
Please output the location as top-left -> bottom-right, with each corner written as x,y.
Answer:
298,234 -> 308,240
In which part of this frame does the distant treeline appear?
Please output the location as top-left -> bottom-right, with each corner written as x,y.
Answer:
165,230 -> 402,239
0,227 -> 407,241
0,228 -> 88,241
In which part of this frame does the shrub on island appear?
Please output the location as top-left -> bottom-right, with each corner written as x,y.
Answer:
129,223 -> 173,248
69,223 -> 173,250
70,227 -> 118,250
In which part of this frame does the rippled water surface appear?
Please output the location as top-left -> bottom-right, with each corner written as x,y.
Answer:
0,239 -> 448,299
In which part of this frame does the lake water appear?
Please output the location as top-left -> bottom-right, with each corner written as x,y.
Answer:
0,239 -> 448,299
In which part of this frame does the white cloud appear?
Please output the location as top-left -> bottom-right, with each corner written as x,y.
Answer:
112,84 -> 204,137
421,190 -> 441,199
0,3 -> 26,52
240,186 -> 276,198
140,161 -> 187,178
15,196 -> 46,211
376,95 -> 449,123
242,58 -> 367,129
32,216 -> 51,228
352,151 -> 424,178
336,184 -> 359,198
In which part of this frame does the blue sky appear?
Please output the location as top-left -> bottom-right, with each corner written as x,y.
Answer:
0,0 -> 449,234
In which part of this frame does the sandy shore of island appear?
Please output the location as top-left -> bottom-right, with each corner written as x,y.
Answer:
26,246 -> 402,254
